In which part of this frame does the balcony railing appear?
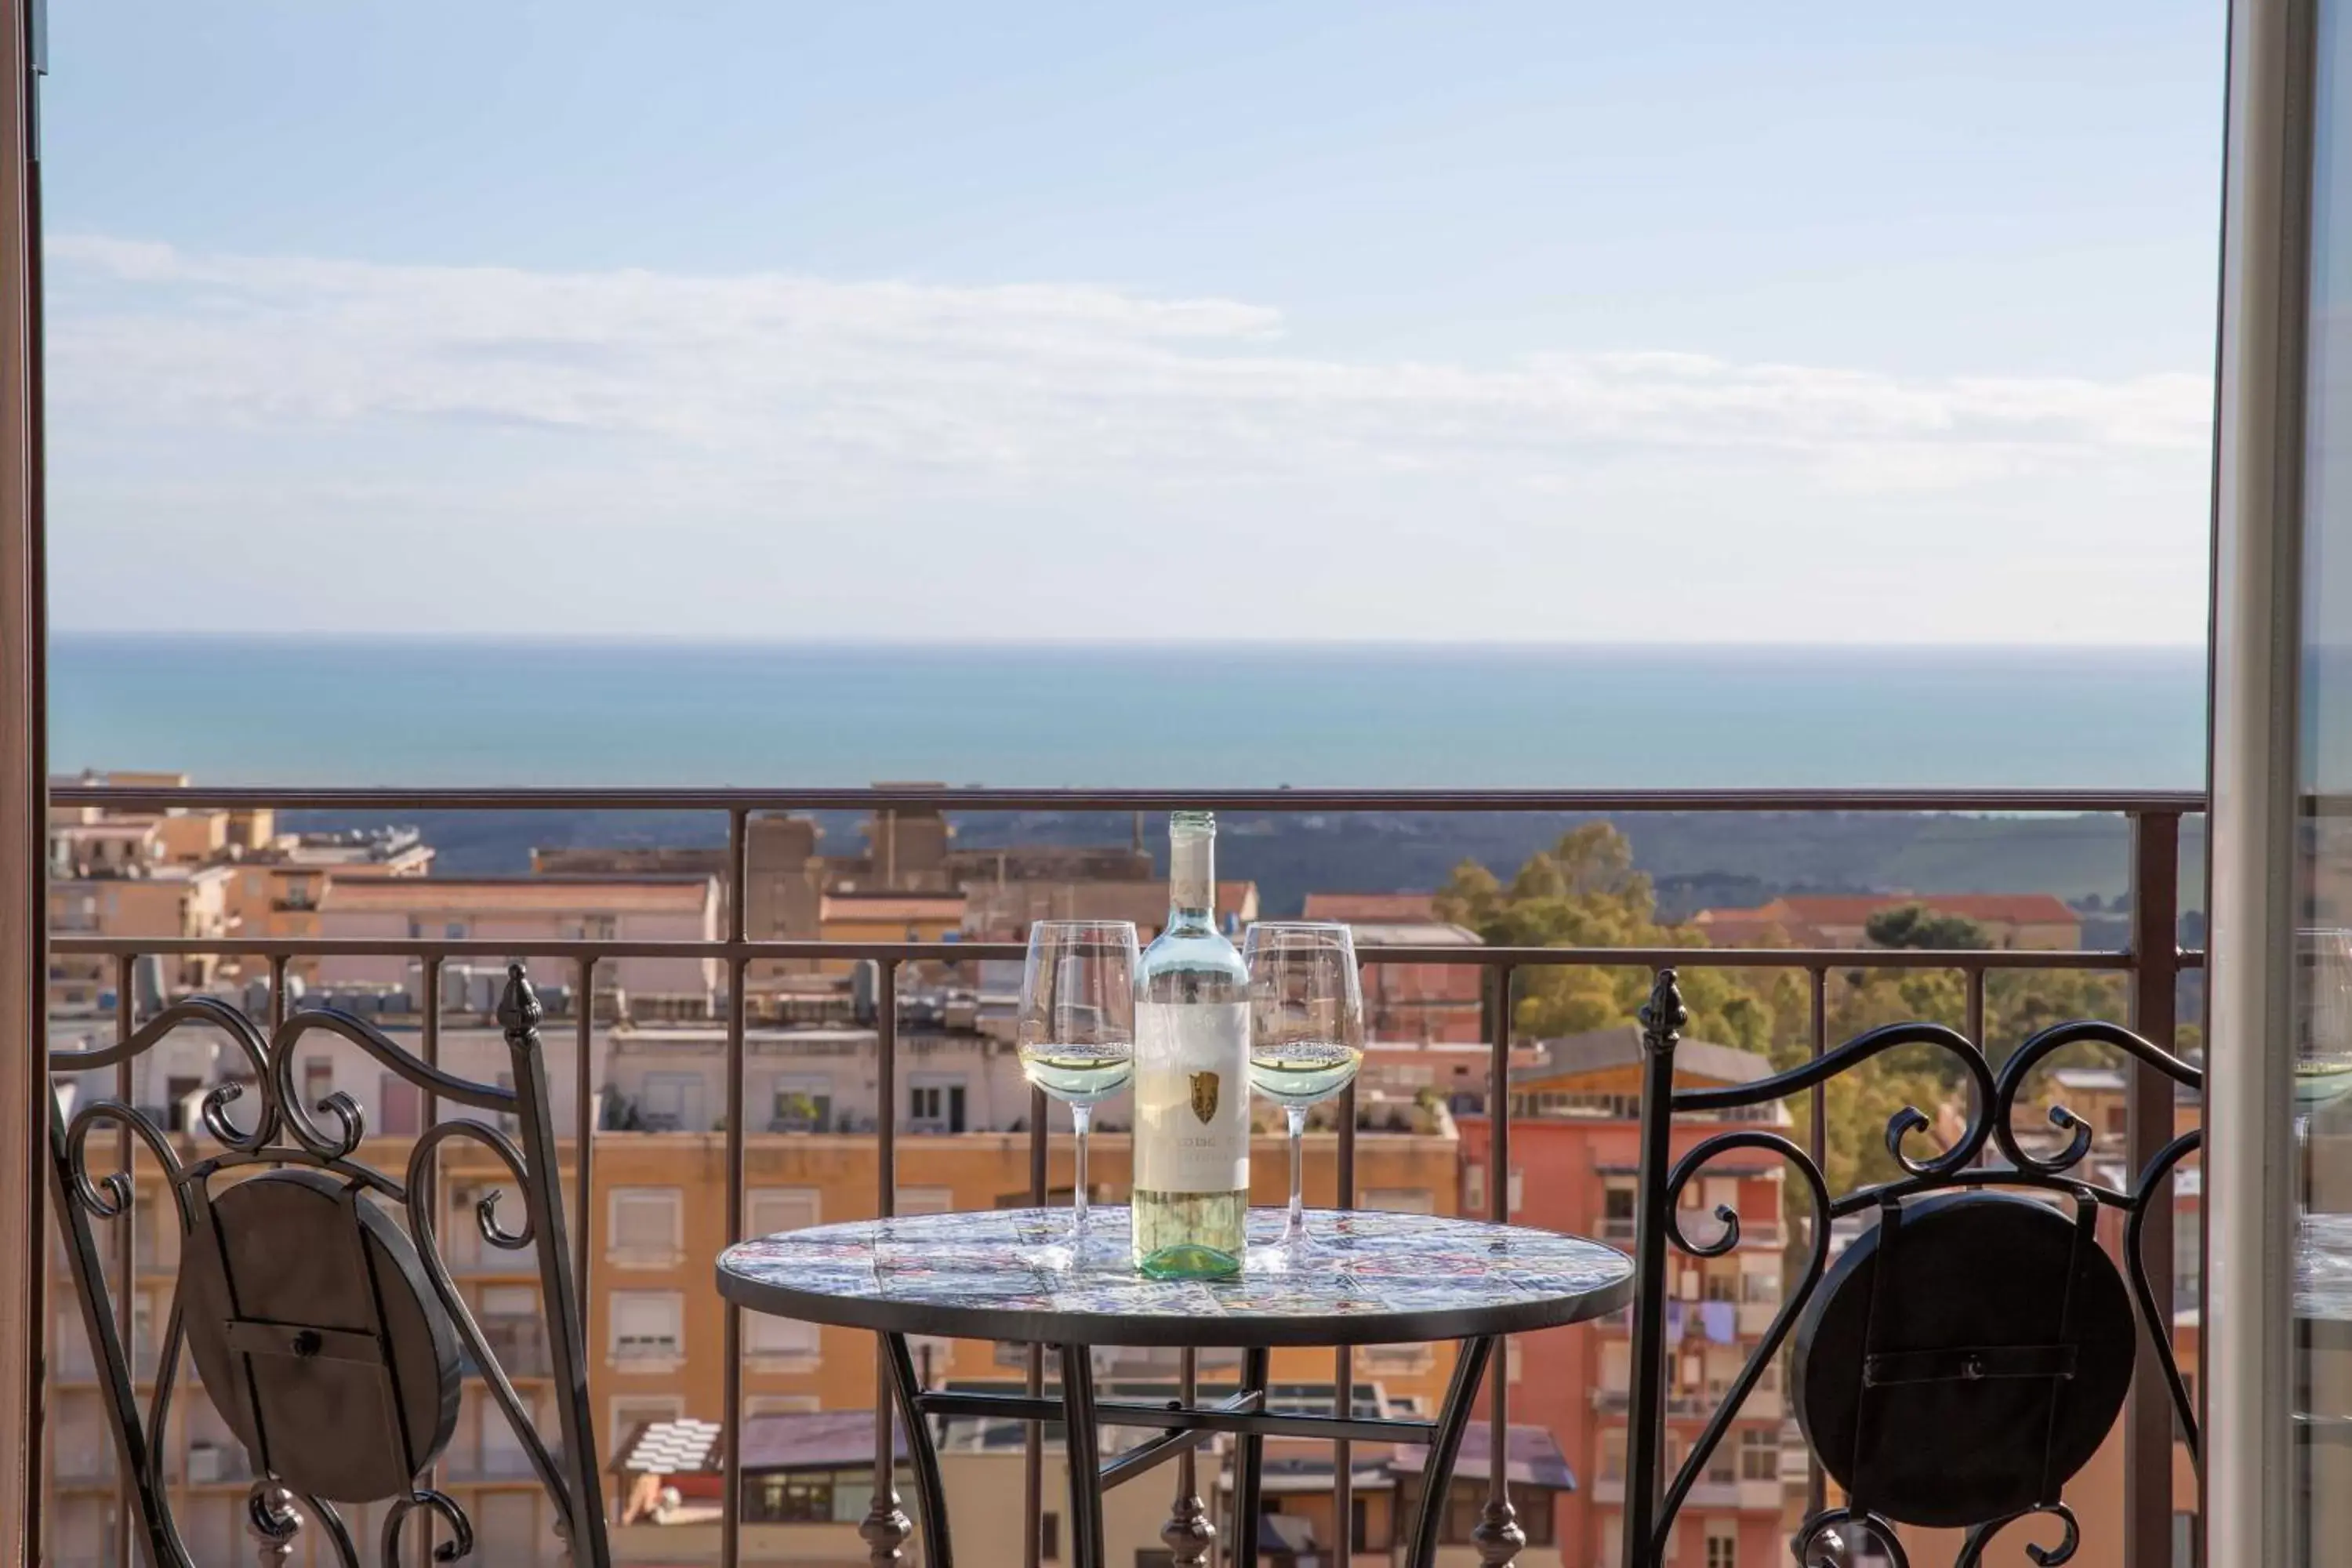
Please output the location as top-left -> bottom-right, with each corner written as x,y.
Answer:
39,782 -> 2204,1568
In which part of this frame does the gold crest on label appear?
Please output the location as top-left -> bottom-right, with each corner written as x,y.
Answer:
1189,1070 -> 1220,1125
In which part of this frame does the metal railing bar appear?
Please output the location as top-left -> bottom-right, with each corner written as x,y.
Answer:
1805,964 -> 1828,1521
867,958 -> 907,1560
1025,1087 -> 1046,1568
1332,1068 -> 1356,1566
111,953 -> 132,1568
1483,963 -> 1515,1551
720,950 -> 746,1568
417,956 -> 441,1568
46,935 -> 2182,971
572,956 -> 594,1335
47,784 -> 2210,814
720,809 -> 749,1568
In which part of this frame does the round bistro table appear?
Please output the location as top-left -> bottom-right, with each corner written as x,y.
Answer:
717,1206 -> 1634,1568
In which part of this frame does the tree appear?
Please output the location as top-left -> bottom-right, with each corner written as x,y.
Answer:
1864,903 -> 1993,951
1438,824 -> 1787,1053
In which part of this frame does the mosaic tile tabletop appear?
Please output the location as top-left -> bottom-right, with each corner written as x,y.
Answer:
717,1207 -> 1635,1348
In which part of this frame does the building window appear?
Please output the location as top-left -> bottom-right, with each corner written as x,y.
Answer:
1507,1168 -> 1523,1213
1703,1269 -> 1738,1303
609,1291 -> 682,1365
1707,1526 -> 1737,1568
770,1076 -> 833,1132
637,1072 -> 706,1131
746,1475 -> 833,1523
896,1187 -> 955,1216
608,1188 -> 684,1267
1505,1338 -> 1524,1383
746,1312 -> 820,1362
749,1187 -> 821,1239
1040,1512 -> 1060,1562
1740,1269 -> 1778,1305
1465,1164 -> 1486,1211
1739,1429 -> 1779,1481
1602,1182 -> 1637,1237
909,1078 -> 967,1134
746,1395 -> 820,1415
1600,1427 -> 1626,1481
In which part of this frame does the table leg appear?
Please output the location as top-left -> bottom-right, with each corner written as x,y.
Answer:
1231,1347 -> 1270,1568
882,1334 -> 953,1568
1058,1345 -> 1106,1568
1406,1337 -> 1496,1568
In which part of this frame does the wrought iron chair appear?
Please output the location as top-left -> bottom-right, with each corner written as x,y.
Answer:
48,964 -> 609,1567
1619,970 -> 2200,1568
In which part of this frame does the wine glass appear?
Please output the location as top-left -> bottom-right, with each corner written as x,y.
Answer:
1018,920 -> 1139,1263
2299,927 -> 2352,1145
1245,922 -> 1365,1257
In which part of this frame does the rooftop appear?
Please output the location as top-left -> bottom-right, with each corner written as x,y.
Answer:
320,874 -> 717,914
1512,1025 -> 1773,1089
1343,920 -> 1482,948
1300,891 -> 1440,924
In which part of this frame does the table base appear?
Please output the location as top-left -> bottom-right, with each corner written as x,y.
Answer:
880,1331 -> 1500,1568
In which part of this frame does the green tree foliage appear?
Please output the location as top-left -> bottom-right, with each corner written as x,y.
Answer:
1443,825 -> 2135,1198
1863,903 -> 1994,951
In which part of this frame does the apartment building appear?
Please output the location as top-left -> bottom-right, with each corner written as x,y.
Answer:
1301,892 -> 1488,1047
1460,1028 -> 1795,1568
316,876 -> 722,1019
45,779 -> 433,1009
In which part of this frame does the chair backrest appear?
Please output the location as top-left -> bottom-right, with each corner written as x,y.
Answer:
1616,969 -> 2199,1568
48,964 -> 609,1568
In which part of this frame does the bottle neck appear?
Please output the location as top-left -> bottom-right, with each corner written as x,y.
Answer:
1167,831 -> 1215,933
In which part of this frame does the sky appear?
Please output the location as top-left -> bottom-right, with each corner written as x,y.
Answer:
36,2 -> 2227,644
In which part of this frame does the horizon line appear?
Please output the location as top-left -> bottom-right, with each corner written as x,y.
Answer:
43,630 -> 2212,655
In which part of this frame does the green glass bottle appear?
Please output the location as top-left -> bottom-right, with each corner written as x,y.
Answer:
1131,811 -> 1250,1277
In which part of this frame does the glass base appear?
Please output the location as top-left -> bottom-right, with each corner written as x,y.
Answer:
1135,1242 -> 1243,1279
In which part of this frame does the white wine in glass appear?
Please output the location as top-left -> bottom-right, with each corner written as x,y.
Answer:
1245,922 -> 1366,1258
1017,921 -> 1138,1264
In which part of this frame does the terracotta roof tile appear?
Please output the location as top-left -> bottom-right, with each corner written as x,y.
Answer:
1301,892 -> 1439,924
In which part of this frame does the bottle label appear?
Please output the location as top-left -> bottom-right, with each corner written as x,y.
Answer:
1134,1000 -> 1250,1194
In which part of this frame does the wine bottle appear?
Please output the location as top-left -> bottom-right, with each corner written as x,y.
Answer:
1132,810 -> 1250,1277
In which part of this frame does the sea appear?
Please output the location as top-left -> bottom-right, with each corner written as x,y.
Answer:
43,636 -> 2207,791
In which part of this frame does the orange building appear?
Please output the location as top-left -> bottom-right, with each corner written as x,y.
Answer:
1460,1028 -> 1795,1568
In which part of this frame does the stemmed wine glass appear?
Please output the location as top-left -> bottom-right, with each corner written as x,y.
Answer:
1017,920 -> 1139,1264
2299,927 -> 2352,1145
1245,922 -> 1365,1258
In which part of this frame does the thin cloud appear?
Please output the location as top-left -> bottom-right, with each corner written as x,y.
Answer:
47,234 -> 2207,488
38,235 -> 2215,643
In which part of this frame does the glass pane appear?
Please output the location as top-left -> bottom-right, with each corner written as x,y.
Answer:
2297,5 -> 2352,1562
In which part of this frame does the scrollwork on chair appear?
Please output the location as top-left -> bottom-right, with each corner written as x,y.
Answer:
1623,968 -> 2201,1568
48,964 -> 609,1568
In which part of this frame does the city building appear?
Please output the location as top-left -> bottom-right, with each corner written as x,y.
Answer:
1304,893 -> 1488,1047
1461,1029 -> 1796,1568
315,876 -> 723,1019
1689,894 -> 2084,950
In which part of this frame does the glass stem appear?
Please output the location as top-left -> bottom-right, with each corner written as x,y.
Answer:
1287,1104 -> 1308,1245
1072,1102 -> 1091,1247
